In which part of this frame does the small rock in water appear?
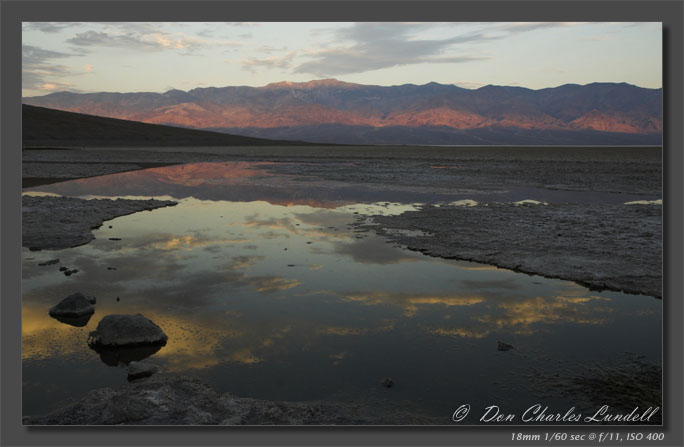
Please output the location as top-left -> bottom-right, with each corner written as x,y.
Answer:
87,314 -> 168,347
59,266 -> 68,272
380,377 -> 394,388
287,264 -> 295,267
497,341 -> 515,351
108,226 -> 112,228
107,267 -> 117,270
49,292 -> 95,318
127,361 -> 159,381
109,238 -> 122,241
116,297 -> 120,302
38,259 -> 59,266
64,270 -> 72,276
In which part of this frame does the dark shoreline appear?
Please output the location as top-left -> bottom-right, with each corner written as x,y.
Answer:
22,161 -> 180,188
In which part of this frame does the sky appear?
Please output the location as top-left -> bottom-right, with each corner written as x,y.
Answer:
22,22 -> 662,97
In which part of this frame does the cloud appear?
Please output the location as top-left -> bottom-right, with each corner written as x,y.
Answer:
495,22 -> 584,33
292,22 -> 605,77
23,22 -> 81,33
293,23 -> 488,77
22,45 -> 79,93
66,29 -> 243,53
67,30 -> 168,50
258,45 -> 288,54
22,45 -> 71,66
225,22 -> 262,27
241,51 -> 297,73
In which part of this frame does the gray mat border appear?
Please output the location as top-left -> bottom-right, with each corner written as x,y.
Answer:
2,1 -> 682,446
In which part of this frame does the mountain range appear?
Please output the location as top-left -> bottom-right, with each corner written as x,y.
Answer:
23,79 -> 663,145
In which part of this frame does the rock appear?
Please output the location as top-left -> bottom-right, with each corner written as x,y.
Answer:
38,259 -> 59,266
107,267 -> 117,270
87,314 -> 168,348
23,376 -> 439,425
109,238 -> 122,241
380,377 -> 394,388
59,266 -> 68,271
49,293 -> 95,318
127,361 -> 159,381
497,341 -> 514,351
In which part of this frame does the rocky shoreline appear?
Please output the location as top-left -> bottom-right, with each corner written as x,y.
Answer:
22,195 -> 177,251
354,201 -> 662,298
23,375 -> 440,425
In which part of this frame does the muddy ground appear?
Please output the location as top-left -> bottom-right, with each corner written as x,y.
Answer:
352,201 -> 662,298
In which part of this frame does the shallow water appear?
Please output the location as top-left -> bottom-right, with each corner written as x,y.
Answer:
22,161 -> 662,424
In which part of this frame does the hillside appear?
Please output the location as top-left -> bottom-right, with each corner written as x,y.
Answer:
21,104 -> 313,148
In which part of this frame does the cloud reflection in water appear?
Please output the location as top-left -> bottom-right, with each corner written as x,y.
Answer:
22,164 -> 662,417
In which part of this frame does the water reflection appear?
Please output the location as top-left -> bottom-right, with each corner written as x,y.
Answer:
22,164 -> 662,420
51,313 -> 93,327
22,161 -> 501,207
93,344 -> 165,367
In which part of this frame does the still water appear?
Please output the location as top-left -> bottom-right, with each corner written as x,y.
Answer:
22,162 -> 661,423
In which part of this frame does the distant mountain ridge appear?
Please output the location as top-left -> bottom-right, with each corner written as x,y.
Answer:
23,79 -> 662,145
